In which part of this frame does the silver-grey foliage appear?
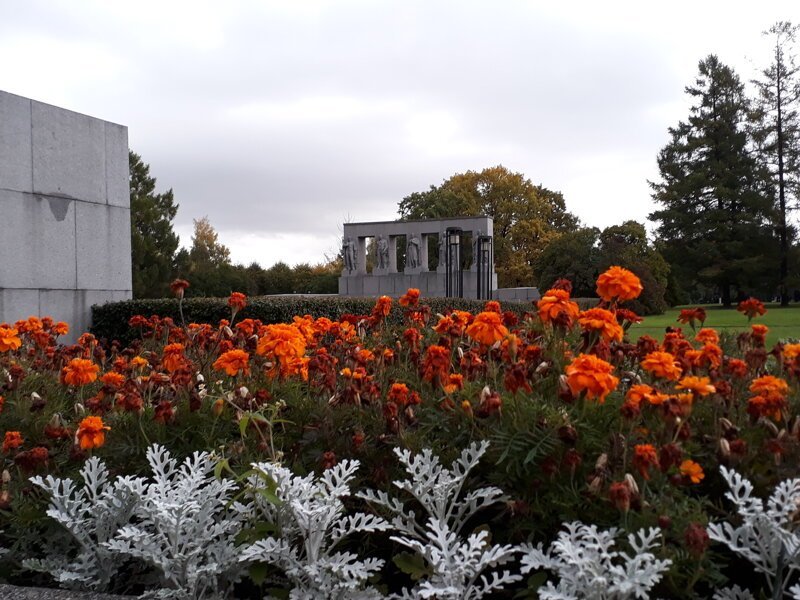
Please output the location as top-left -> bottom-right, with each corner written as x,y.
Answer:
104,445 -> 246,599
359,441 -> 521,599
239,459 -> 391,600
708,466 -> 800,598
518,521 -> 671,600
25,456 -> 145,591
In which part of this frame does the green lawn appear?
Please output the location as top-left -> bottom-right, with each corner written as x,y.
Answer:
628,304 -> 800,347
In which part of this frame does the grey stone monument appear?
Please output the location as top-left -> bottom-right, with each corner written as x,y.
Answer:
0,90 -> 132,341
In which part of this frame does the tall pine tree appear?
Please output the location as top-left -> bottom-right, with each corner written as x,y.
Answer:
650,55 -> 774,305
130,152 -> 180,298
751,22 -> 800,306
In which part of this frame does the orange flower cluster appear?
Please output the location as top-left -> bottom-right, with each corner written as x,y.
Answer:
434,311 -> 472,337
625,384 -> 668,406
0,327 -> 22,352
257,324 -> 307,360
565,354 -> 619,403
676,376 -> 716,397
162,343 -> 187,373
228,292 -> 247,313
213,349 -> 251,377
398,288 -> 420,307
577,308 -> 623,343
466,311 -> 509,346
170,278 -> 190,298
538,289 -> 580,326
677,307 -> 706,330
680,459 -> 705,484
76,416 -> 110,450
641,351 -> 682,381
747,375 -> 790,421
2,431 -> 23,453
62,358 -> 100,386
633,444 -> 659,480
737,297 -> 766,320
421,345 -> 450,383
372,296 -> 392,319
596,266 -> 642,302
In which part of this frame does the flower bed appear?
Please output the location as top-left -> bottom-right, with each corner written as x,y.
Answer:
1,271 -> 799,598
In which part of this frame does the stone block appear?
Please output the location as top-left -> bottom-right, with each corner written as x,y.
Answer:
0,189 -> 77,289
378,277 -> 394,294
105,122 -> 129,207
76,202 -> 132,290
32,101 -> 106,203
0,91 -> 33,193
363,277 -> 379,296
0,288 -> 40,324
39,289 -> 84,338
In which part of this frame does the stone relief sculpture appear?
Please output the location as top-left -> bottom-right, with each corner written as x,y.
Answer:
343,237 -> 357,272
471,230 -> 482,268
376,235 -> 389,269
406,234 -> 420,268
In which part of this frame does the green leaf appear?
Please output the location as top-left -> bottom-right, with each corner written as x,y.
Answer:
393,551 -> 431,581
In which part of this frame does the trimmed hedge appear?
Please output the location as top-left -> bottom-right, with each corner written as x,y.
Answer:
90,295 -> 538,345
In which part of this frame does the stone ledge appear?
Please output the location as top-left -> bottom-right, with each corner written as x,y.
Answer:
0,585 -> 132,599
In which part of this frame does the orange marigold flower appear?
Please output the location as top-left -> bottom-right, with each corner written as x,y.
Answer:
725,358 -> 749,378
62,358 -> 100,386
257,324 -> 307,359
228,292 -> 247,312
565,354 -> 619,403
633,444 -> 659,480
784,343 -> 800,360
131,356 -> 149,370
52,321 -> 70,336
387,382 -> 410,406
578,308 -> 623,343
737,297 -> 766,320
676,376 -> 716,397
2,431 -> 23,453
100,372 -> 125,388
680,459 -> 705,484
641,351 -> 682,381
538,289 -> 580,326
372,295 -> 392,319
626,384 -> 655,405
16,316 -> 43,334
75,416 -> 110,450
213,349 -> 251,377
443,373 -> 464,394
747,394 -> 786,422
750,375 -> 789,398
398,288 -> 420,307
161,343 -> 186,373
280,356 -> 309,380
0,327 -> 22,352
751,324 -> 769,345
695,328 -> 719,345
677,307 -> 706,329
421,345 -> 450,383
596,266 -> 642,302
466,311 -> 509,346
170,278 -> 190,298
484,300 -> 501,314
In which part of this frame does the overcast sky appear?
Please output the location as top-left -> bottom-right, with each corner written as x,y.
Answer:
1,1 -> 795,267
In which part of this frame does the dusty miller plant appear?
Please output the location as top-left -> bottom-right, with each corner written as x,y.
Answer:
358,441 -> 521,599
104,444 -> 246,599
518,521 -> 671,599
708,466 -> 800,599
25,456 -> 145,591
239,459 -> 391,599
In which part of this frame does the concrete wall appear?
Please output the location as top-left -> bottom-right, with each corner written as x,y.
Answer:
0,90 -> 131,340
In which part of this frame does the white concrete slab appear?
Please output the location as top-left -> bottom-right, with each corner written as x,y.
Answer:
32,100 -> 106,203
0,91 -> 33,193
76,202 -> 132,291
0,189 -> 77,289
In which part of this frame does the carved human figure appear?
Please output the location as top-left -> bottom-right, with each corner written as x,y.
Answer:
406,234 -> 420,269
376,235 -> 389,269
437,234 -> 446,268
343,237 -> 356,272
